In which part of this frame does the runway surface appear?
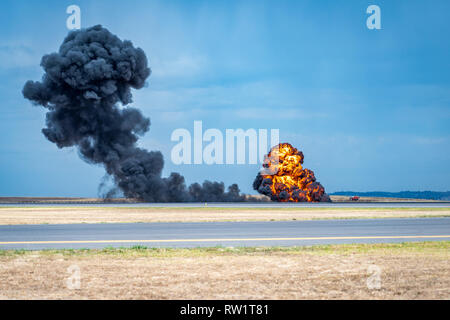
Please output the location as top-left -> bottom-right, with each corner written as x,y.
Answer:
1,202 -> 449,208
1,217 -> 449,250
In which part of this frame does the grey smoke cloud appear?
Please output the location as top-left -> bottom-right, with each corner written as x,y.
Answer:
23,25 -> 244,202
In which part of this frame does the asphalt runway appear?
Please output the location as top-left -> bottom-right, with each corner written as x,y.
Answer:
1,202 -> 449,208
0,218 -> 449,250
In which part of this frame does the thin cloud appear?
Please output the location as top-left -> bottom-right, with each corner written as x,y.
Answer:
0,44 -> 39,69
234,107 -> 329,120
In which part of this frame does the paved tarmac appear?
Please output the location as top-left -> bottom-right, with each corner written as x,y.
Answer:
0,217 -> 449,250
1,202 -> 449,208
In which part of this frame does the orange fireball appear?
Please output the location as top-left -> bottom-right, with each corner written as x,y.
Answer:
253,143 -> 330,202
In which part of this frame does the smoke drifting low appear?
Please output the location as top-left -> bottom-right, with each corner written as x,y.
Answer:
23,25 -> 244,202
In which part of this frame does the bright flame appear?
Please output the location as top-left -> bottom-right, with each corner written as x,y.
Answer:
253,143 -> 330,202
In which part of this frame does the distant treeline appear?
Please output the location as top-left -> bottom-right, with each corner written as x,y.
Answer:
331,191 -> 450,201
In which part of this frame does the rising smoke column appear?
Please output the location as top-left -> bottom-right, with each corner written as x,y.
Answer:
253,143 -> 330,202
23,25 -> 244,202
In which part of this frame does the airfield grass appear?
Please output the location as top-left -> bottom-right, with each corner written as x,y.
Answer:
0,241 -> 449,299
0,207 -> 449,225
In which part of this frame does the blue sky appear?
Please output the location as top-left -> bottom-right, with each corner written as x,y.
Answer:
0,0 -> 449,197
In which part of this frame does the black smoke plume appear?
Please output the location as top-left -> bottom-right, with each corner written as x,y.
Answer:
23,25 -> 244,202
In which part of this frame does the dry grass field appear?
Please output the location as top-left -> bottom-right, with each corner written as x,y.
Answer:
0,242 -> 449,299
330,195 -> 441,202
0,206 -> 448,225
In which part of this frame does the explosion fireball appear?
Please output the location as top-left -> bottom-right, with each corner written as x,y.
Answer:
253,143 -> 331,202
